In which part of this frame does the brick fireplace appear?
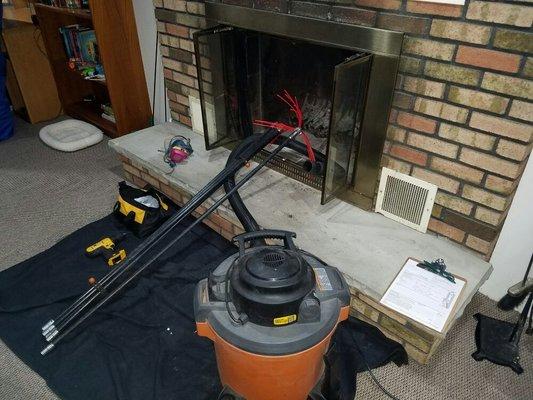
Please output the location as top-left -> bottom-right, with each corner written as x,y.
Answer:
153,0 -> 533,260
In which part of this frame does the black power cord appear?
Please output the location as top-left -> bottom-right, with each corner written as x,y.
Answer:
352,340 -> 401,400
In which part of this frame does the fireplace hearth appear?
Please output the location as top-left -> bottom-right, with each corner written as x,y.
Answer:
193,3 -> 403,209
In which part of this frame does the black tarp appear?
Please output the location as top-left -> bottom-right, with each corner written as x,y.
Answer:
0,214 -> 406,400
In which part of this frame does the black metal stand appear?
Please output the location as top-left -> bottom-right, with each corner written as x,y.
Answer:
472,292 -> 533,374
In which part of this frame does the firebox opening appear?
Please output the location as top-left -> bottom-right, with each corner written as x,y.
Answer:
211,28 -> 372,191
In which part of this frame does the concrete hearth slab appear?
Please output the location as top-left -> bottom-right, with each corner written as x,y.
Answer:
109,123 -> 492,361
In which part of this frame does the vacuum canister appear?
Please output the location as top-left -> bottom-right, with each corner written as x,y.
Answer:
194,230 -> 350,400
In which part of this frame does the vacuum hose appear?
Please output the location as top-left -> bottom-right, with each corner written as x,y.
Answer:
224,134 -> 326,235
224,135 -> 264,233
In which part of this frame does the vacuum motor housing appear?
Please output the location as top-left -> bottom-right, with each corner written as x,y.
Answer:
230,232 -> 317,327
194,230 -> 350,400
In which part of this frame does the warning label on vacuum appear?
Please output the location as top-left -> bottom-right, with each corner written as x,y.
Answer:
314,268 -> 333,291
273,314 -> 297,326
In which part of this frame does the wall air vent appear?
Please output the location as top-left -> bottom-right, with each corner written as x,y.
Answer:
375,168 -> 437,233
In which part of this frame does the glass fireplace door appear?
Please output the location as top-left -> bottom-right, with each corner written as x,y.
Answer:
321,54 -> 372,204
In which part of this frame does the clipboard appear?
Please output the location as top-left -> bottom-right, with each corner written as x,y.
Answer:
380,258 -> 467,333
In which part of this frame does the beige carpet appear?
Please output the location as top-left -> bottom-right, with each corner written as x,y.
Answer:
0,118 -> 532,400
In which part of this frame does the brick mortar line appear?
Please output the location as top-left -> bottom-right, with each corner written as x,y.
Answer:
156,6 -> 205,17
394,97 -> 533,145
517,54 -> 529,76
410,132 -> 520,186
372,2 -> 533,30
398,67 -> 532,107
163,65 -> 199,81
394,89 -> 531,148
394,108 -> 529,162
164,79 -> 200,95
387,150 -> 482,201
164,70 -> 196,85
420,58 -> 531,85
161,52 -> 210,74
386,134 -> 521,202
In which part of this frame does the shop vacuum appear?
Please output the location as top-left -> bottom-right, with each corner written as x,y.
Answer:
195,230 -> 350,400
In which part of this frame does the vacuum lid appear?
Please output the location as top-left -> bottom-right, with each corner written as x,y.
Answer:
240,248 -> 309,290
228,231 -> 316,326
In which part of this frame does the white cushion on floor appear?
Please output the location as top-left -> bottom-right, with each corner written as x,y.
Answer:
39,119 -> 103,152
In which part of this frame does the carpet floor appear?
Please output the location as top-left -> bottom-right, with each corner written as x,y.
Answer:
0,118 -> 532,400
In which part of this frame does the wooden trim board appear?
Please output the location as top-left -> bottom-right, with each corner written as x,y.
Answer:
2,23 -> 62,123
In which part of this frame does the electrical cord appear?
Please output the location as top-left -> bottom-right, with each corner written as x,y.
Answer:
352,340 -> 401,400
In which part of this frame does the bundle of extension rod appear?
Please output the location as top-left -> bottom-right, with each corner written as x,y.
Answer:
40,128 -> 302,355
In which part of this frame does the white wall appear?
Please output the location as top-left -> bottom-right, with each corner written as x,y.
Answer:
481,156 -> 533,302
132,0 -> 169,125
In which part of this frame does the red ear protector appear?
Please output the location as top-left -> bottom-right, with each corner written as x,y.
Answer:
162,135 -> 194,169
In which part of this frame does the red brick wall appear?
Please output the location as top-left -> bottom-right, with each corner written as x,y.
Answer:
152,0 -> 533,259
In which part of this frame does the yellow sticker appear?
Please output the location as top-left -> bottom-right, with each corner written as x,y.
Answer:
273,314 -> 297,326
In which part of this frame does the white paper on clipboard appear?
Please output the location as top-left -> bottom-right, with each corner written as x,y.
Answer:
380,258 -> 465,332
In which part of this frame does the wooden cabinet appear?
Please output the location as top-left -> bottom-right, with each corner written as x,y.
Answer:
35,1 -> 152,137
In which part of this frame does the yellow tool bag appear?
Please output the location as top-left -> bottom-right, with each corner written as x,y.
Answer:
113,181 -> 172,237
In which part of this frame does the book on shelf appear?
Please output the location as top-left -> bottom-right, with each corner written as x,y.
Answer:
101,103 -> 115,123
59,24 -> 104,78
78,30 -> 98,64
101,103 -> 115,117
101,113 -> 116,124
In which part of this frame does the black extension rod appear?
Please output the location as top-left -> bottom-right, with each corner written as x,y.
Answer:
42,128 -> 284,340
41,128 -> 301,355
41,129 -> 283,339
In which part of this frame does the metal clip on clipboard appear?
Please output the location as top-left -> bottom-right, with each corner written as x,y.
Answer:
417,259 -> 456,284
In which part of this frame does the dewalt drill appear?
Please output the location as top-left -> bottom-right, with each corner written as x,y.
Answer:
85,233 -> 127,267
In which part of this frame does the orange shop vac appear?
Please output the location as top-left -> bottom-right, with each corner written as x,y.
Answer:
194,230 -> 350,400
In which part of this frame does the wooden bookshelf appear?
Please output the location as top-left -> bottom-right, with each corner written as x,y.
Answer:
35,1 -> 151,137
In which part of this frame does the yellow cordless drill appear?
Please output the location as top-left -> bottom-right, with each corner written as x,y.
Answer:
85,233 -> 127,267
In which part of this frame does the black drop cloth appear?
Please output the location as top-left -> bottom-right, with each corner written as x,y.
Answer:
0,213 -> 406,400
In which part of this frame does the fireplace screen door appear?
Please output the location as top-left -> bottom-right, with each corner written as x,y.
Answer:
322,54 -> 371,204
194,25 -> 372,204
